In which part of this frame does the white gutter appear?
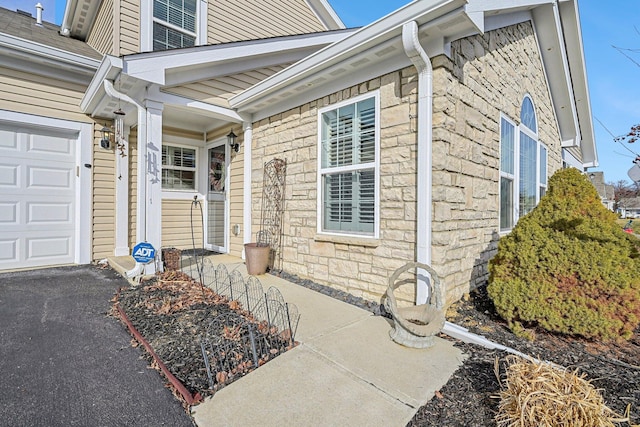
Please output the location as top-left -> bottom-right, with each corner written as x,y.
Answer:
0,33 -> 100,70
402,21 -> 432,305
103,79 -> 147,279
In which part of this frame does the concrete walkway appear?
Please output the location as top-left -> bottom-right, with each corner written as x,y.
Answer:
111,255 -> 466,427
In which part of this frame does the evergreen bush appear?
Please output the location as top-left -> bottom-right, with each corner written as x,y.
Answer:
488,168 -> 640,341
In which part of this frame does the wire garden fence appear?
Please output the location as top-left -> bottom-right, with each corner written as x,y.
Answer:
181,257 -> 300,392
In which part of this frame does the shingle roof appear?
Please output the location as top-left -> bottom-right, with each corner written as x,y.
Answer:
0,6 -> 102,60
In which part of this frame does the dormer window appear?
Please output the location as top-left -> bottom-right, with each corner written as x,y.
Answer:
153,0 -> 197,50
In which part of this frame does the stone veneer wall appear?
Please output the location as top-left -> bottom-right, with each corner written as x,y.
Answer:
431,21 -> 562,304
251,21 -> 562,305
251,69 -> 419,304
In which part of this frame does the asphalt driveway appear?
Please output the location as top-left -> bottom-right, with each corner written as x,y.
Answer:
0,265 -> 195,427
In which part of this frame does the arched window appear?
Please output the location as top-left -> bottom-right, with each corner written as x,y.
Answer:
520,95 -> 537,132
499,96 -> 548,232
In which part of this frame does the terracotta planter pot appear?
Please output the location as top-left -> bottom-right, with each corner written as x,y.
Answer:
244,243 -> 270,275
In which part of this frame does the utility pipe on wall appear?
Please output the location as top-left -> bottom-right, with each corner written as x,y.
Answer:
402,21 -> 433,305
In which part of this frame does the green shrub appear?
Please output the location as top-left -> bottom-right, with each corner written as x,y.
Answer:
488,168 -> 640,341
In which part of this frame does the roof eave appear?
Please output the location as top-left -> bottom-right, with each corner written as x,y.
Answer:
0,32 -> 100,83
122,30 -> 356,86
306,0 -> 346,30
230,0 -> 469,111
80,55 -> 123,115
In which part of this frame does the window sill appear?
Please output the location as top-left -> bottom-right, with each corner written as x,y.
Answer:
162,191 -> 201,200
314,233 -> 380,248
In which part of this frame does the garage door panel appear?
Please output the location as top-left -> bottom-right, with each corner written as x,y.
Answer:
28,236 -> 72,259
0,128 -> 18,149
0,239 -> 18,262
27,202 -> 73,224
28,166 -> 73,189
28,134 -> 74,156
0,202 -> 18,223
0,164 -> 19,187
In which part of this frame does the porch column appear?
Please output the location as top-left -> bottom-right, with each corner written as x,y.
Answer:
142,100 -> 164,275
114,125 -> 130,256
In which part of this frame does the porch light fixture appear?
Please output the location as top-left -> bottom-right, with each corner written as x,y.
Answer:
100,124 -> 113,149
227,129 -> 239,152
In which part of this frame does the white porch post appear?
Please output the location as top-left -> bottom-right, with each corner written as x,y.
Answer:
143,100 -> 164,275
114,125 -> 130,256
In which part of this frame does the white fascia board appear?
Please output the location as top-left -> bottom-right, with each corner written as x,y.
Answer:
465,0 -> 552,14
0,33 -> 100,71
150,89 -> 244,122
306,0 -> 346,29
532,4 -> 580,147
123,31 -> 355,86
559,0 -> 597,166
231,0 -> 466,109
80,55 -> 123,114
163,45 -> 332,87
251,50 -> 412,122
484,10 -> 532,32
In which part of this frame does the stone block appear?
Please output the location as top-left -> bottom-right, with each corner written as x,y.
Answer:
310,240 -> 335,258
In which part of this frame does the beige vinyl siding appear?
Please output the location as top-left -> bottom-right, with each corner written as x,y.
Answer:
208,0 -> 326,44
87,0 -> 114,55
92,122 -> 116,260
163,65 -> 291,107
128,127 -> 138,250
565,146 -> 583,164
207,126 -> 244,256
162,199 -> 204,249
119,0 -> 140,55
0,67 -> 91,124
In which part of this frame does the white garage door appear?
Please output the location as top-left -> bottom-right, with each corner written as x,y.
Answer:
0,124 -> 78,270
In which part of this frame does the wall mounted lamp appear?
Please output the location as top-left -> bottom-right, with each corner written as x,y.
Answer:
100,124 -> 113,149
227,129 -> 239,153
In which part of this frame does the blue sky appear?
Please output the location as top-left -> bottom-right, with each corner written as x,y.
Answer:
331,0 -> 640,185
1,0 -> 638,184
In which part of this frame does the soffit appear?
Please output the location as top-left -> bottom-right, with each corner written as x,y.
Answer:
161,64 -> 294,108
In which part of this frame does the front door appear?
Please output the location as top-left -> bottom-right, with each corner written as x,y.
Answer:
206,143 -> 228,253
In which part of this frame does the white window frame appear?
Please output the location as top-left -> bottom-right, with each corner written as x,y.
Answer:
500,114 -> 517,232
499,96 -> 548,233
316,91 -> 380,239
140,0 -> 207,52
162,143 -> 198,193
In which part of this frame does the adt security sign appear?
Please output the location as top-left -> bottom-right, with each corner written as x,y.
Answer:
132,242 -> 156,264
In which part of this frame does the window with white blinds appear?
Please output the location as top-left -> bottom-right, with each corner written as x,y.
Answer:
153,0 -> 196,51
499,96 -> 548,232
319,95 -> 378,236
162,144 -> 197,190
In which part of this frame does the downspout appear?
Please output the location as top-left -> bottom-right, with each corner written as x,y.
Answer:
60,0 -> 74,36
103,79 -> 148,278
402,21 -> 433,305
242,119 -> 253,256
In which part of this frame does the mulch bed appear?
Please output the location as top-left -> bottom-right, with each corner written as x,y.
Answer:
408,286 -> 640,426
113,271 -> 295,403
112,267 -> 640,425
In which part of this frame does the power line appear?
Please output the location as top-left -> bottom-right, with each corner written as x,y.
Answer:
594,115 -> 639,157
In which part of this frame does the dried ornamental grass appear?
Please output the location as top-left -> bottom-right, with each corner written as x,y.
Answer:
494,355 -> 635,427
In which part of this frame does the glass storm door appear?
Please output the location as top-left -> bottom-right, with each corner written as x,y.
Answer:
207,143 -> 228,252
